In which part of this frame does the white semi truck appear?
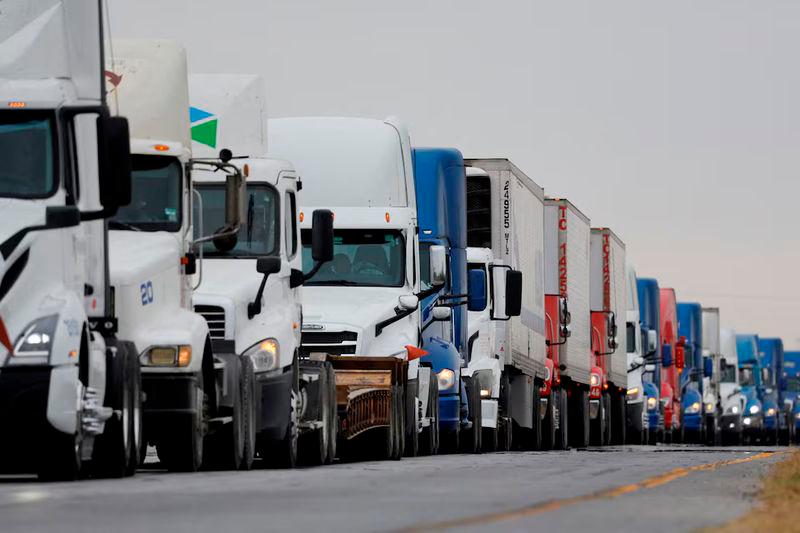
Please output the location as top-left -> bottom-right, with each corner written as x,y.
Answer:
190,75 -> 336,467
269,117 -> 439,459
106,42 -> 249,471
719,328 -> 745,445
701,307 -> 722,445
463,160 -> 543,451
624,265 -> 649,444
544,198 -> 593,449
0,0 -> 140,480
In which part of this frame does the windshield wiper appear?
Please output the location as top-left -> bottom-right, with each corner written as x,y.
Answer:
306,280 -> 362,286
109,220 -> 141,232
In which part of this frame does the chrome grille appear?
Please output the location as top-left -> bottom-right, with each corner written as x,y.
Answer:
300,330 -> 358,357
195,305 -> 226,340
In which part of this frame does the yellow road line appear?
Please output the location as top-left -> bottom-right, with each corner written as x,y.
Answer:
398,452 -> 778,532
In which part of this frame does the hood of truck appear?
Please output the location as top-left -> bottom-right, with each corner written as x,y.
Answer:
109,231 -> 182,285
0,201 -> 46,259
196,259 -> 261,303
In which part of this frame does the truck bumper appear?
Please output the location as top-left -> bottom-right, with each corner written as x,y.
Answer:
764,415 -> 778,431
626,401 -> 645,433
253,368 -> 293,440
142,371 -> 201,438
721,414 -> 742,434
438,392 -> 460,432
647,410 -> 661,431
683,412 -> 703,431
0,366 -> 60,471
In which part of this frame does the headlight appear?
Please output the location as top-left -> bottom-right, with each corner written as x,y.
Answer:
749,404 -> 760,415
480,388 -> 491,398
144,345 -> 192,367
794,412 -> 800,420
647,396 -> 658,410
626,387 -> 640,397
685,401 -> 701,415
728,405 -> 740,415
13,315 -> 58,357
705,402 -> 715,414
543,366 -> 552,383
743,417 -> 752,426
766,407 -> 776,417
244,338 -> 280,372
437,368 -> 456,391
590,373 -> 600,387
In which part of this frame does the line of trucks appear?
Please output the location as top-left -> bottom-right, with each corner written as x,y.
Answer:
0,1 -> 795,481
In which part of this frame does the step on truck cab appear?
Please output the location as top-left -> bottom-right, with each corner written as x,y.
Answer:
659,288 -> 683,442
719,328 -> 745,444
544,198 -> 593,449
463,160 -> 542,452
781,351 -> 800,444
269,117 -> 439,459
0,0 -> 141,480
735,334 -> 765,443
625,266 -> 649,444
677,302 -> 705,443
757,338 -> 783,445
701,307 -> 722,446
107,41 -> 249,471
589,228 -> 627,445
190,75 -> 336,467
637,278 -> 664,443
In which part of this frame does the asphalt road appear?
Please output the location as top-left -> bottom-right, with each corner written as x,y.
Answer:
0,444 -> 786,533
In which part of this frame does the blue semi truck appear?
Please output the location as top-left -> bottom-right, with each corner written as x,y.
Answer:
782,351 -> 800,444
677,302 -> 707,443
413,147 -> 484,453
735,334 -> 766,444
759,338 -> 787,445
636,278 -> 664,444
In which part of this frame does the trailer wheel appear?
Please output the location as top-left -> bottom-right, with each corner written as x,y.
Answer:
540,391 -> 556,450
299,361 -> 330,466
325,363 -> 338,464
92,339 -> 135,478
462,377 -> 482,454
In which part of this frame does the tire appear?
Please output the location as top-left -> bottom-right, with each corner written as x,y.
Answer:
92,340 -> 135,478
569,388 -> 590,449
462,377 -> 482,454
420,372 -> 438,456
611,393 -> 625,445
299,362 -> 330,466
157,409 -> 204,472
518,384 -> 541,451
204,358 -> 245,471
393,385 -> 405,460
590,395 -> 605,446
262,360 -> 299,469
125,347 -> 142,476
405,379 -> 419,458
498,373 -> 512,452
239,356 -> 256,470
554,388 -> 569,450
325,364 -> 338,464
540,391 -> 556,451
603,393 -> 612,445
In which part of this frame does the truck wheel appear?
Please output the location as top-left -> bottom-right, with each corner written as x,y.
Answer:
420,371 -> 438,456
92,340 -> 135,478
394,385 -> 405,460
590,396 -> 605,447
540,391 -> 556,450
498,374 -> 512,451
518,384 -> 541,451
38,429 -> 82,481
325,364 -> 338,464
239,356 -> 256,470
404,379 -> 419,458
125,345 -> 142,476
204,357 -> 244,471
462,377 -> 482,454
299,362 -> 330,466
611,393 -> 625,445
603,393 -> 612,445
569,388 -> 590,449
555,388 -> 569,450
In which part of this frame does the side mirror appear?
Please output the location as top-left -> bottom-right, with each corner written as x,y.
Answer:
467,269 -> 487,312
256,256 -> 282,275
703,356 -> 713,378
224,167 -> 247,229
646,329 -> 658,354
432,306 -> 452,321
429,245 -> 447,286
634,356 -> 645,366
644,363 -> 657,372
662,343 -> 673,367
311,209 -> 334,263
46,205 -> 80,229
504,269 -> 522,317
398,295 -> 419,311
96,115 -> 132,210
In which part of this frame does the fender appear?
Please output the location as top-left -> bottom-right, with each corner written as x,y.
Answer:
128,307 -> 209,374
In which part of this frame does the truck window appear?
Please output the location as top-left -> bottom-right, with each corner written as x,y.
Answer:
302,229 -> 405,287
626,322 -> 636,353
420,242 -> 432,291
467,262 -> 488,311
739,366 -> 755,386
112,155 -> 182,232
195,184 -> 279,257
285,192 -> 298,258
0,112 -> 56,198
720,360 -> 737,383
466,176 -> 491,248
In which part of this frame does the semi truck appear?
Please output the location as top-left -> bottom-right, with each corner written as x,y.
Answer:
637,278 -> 664,444
589,228 -> 626,445
735,334 -> 765,444
757,337 -> 783,445
625,266 -> 649,444
719,328 -> 745,445
269,117 -> 440,459
0,0 -> 140,480
462,160 -> 541,451
190,74 -> 337,467
781,351 -> 800,444
677,302 -> 705,443
544,198 -> 592,449
701,307 -> 722,446
659,288 -> 683,442
107,41 -> 250,471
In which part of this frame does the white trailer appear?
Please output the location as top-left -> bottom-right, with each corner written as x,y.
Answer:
589,227 -> 627,445
191,74 -> 336,467
544,198 -> 592,448
624,264 -> 649,444
463,159 -> 545,450
0,0 -> 140,480
106,41 -> 249,471
269,117 -> 440,459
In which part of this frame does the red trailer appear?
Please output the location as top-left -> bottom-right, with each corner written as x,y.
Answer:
659,288 -> 685,442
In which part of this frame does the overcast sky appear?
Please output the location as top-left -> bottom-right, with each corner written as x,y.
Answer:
110,1 -> 800,348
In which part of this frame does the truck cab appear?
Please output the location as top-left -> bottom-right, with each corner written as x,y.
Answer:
781,351 -> 800,444
701,307 -> 722,446
636,278 -> 663,443
677,302 -> 705,443
757,337 -> 783,444
735,334 -> 765,443
719,328 -> 744,444
659,288 -> 683,442
625,266 -> 648,444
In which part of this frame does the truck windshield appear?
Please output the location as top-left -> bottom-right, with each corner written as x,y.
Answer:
785,377 -> 800,392
720,360 -> 737,383
112,155 -> 182,232
195,184 -> 279,257
302,229 -> 405,287
739,366 -> 755,386
0,112 -> 56,198
626,323 -> 636,353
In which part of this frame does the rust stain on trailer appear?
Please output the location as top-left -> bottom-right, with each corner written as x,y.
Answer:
397,452 -> 778,531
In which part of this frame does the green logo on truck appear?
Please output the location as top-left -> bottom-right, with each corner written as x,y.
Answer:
190,106 -> 217,148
